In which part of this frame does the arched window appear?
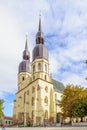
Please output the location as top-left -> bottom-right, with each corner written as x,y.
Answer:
45,110 -> 48,119
45,64 -> 47,71
33,65 -> 35,72
33,76 -> 35,80
38,63 -> 41,71
44,75 -> 47,80
37,84 -> 40,91
32,97 -> 34,106
22,77 -> 25,81
27,90 -> 29,95
44,96 -> 48,104
32,86 -> 35,93
32,110 -> 34,120
9,121 -> 10,124
45,86 -> 48,92
24,92 -> 26,104
27,55 -> 29,60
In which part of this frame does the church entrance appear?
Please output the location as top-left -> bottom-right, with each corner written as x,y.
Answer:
56,112 -> 63,123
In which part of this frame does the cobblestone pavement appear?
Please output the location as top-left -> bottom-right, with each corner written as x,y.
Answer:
0,127 -> 87,130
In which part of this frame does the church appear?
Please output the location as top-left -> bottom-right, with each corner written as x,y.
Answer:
13,16 -> 65,126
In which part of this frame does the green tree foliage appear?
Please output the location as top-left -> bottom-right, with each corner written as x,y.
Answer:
59,84 -> 87,119
0,99 -> 4,117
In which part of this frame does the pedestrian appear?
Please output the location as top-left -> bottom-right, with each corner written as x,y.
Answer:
2,124 -> 5,130
60,119 -> 63,127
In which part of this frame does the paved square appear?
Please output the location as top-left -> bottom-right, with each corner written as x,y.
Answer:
0,127 -> 87,130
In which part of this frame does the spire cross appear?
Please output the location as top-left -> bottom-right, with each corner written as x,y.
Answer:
39,11 -> 41,17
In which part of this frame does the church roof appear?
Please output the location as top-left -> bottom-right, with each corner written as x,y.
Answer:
33,15 -> 48,61
18,36 -> 31,74
32,44 -> 48,61
36,15 -> 44,44
52,79 -> 65,93
23,36 -> 30,60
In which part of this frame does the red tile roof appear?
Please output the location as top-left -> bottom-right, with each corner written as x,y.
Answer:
4,116 -> 13,120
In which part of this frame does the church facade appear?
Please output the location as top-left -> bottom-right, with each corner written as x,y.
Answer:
13,17 -> 64,126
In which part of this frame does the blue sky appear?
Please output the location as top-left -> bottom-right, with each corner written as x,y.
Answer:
0,0 -> 87,116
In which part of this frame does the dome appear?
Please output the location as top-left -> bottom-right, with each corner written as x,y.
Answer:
23,49 -> 30,60
32,44 -> 48,61
19,60 -> 31,73
18,37 -> 31,74
36,31 -> 44,39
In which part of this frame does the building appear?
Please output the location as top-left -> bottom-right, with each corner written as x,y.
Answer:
4,116 -> 13,127
0,116 -> 13,127
13,16 -> 64,126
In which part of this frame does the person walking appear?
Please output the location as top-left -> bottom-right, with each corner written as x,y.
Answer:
2,124 -> 5,130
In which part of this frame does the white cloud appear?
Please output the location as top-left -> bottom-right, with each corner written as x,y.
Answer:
0,5 -> 23,97
62,72 -> 84,86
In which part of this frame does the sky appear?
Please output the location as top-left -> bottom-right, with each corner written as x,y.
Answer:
0,0 -> 87,116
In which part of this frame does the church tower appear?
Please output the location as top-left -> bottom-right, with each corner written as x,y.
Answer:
30,16 -> 55,125
32,15 -> 49,81
18,36 -> 31,91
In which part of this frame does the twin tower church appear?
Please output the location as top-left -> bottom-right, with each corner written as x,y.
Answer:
13,16 -> 65,126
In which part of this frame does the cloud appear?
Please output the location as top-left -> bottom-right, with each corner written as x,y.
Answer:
43,0 -> 87,88
0,4 -> 29,98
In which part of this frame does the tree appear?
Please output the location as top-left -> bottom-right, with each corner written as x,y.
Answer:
59,84 -> 87,122
0,99 -> 4,117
